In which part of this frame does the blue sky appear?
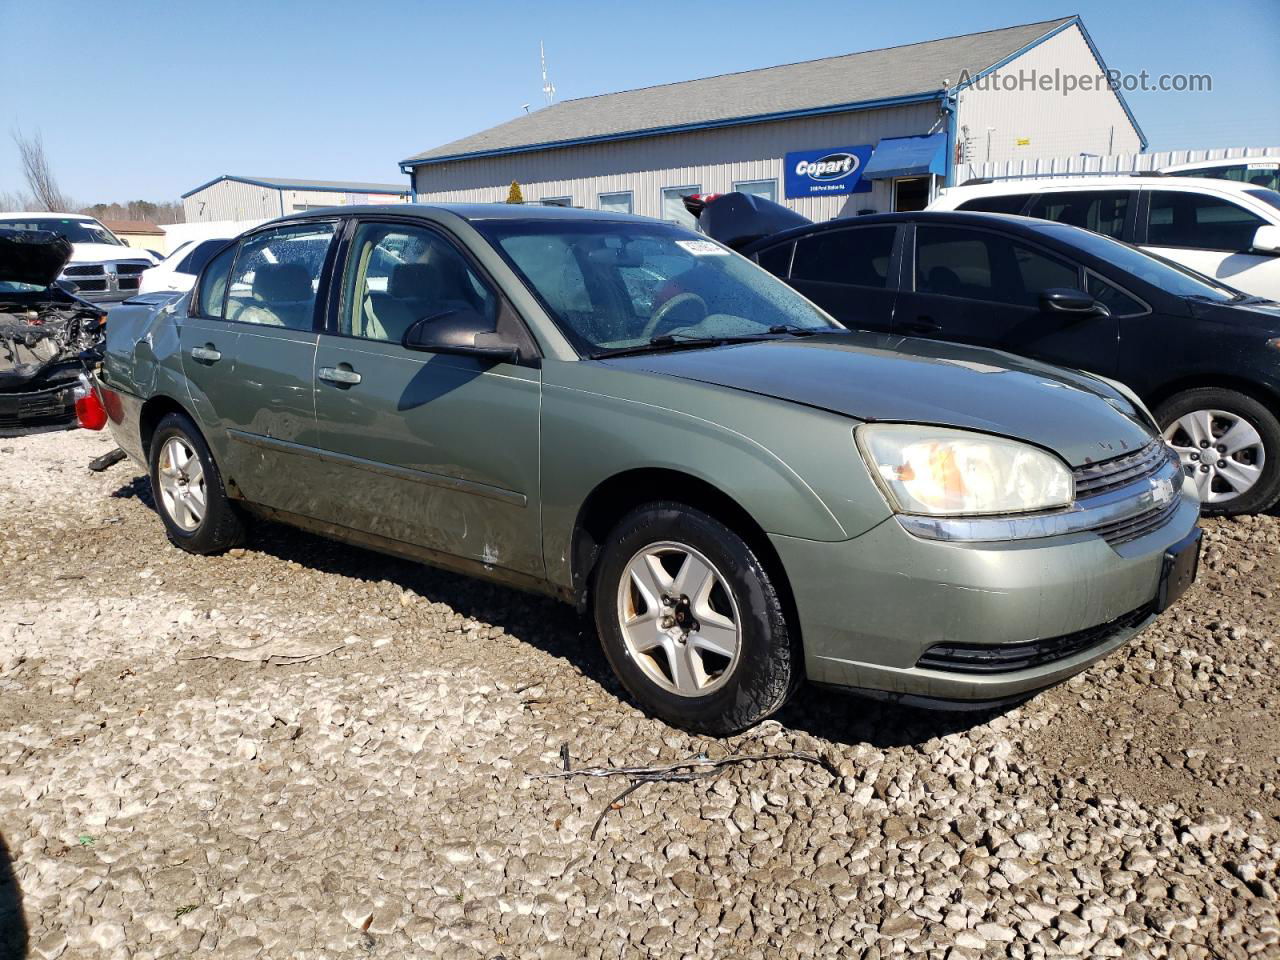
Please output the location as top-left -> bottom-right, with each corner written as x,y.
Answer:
1,0 -> 1276,205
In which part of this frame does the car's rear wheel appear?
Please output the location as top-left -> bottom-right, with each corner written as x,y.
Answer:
592,501 -> 799,734
148,412 -> 245,553
1156,388 -> 1280,515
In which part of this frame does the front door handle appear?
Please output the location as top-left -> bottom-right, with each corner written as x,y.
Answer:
318,365 -> 362,386
190,345 -> 222,363
901,317 -> 942,335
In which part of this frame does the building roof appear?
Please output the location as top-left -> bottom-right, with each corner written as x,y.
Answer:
403,17 -> 1076,167
181,175 -> 409,199
100,219 -> 164,236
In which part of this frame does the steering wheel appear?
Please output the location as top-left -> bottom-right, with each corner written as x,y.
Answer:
642,292 -> 709,339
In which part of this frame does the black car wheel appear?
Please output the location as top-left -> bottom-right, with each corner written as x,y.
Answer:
148,412 -> 246,553
593,501 -> 800,734
1156,388 -> 1280,516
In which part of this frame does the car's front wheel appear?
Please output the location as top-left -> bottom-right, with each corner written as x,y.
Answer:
148,412 -> 246,553
592,502 -> 799,735
1156,388 -> 1280,515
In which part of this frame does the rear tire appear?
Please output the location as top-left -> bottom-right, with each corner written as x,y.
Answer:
1155,388 -> 1280,516
592,501 -> 800,735
148,412 -> 245,553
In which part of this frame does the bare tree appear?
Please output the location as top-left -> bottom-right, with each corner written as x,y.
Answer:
0,189 -> 31,212
12,128 -> 70,212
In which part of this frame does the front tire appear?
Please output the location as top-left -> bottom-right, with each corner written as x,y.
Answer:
1156,388 -> 1280,516
592,502 -> 799,735
148,412 -> 245,553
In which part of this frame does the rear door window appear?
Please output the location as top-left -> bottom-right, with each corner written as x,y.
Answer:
1026,190 -> 1130,238
1146,191 -> 1266,252
956,194 -> 1032,215
790,226 -> 896,288
226,223 -> 336,330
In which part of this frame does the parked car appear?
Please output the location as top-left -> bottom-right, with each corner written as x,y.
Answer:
0,228 -> 107,436
689,193 -> 1280,516
0,213 -> 159,303
96,204 -> 1200,733
1161,156 -> 1280,192
928,176 -> 1280,301
139,236 -> 234,294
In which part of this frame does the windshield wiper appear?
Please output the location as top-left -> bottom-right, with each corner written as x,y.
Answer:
590,326 -> 837,360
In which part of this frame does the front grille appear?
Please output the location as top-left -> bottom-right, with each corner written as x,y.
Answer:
64,264 -> 105,277
916,603 -> 1154,674
73,279 -> 108,291
113,261 -> 149,276
117,277 -> 140,290
1092,496 -> 1182,546
1073,440 -> 1173,498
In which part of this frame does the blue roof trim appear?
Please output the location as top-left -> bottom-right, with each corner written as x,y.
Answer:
401,91 -> 944,171
951,16 -> 1148,151
182,175 -> 410,200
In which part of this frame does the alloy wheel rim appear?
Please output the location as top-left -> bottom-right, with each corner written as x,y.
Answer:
1163,408 -> 1266,504
156,437 -> 207,532
616,541 -> 741,698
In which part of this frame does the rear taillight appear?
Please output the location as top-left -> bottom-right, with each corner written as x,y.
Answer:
74,375 -> 107,430
682,193 -> 720,218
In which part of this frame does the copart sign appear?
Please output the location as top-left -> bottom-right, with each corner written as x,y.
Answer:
784,145 -> 873,198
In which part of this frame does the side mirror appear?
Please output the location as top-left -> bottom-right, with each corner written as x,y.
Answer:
1251,224 -> 1280,255
401,308 -> 520,363
1039,287 -> 1110,319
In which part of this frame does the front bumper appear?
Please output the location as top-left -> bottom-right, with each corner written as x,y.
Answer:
772,478 -> 1200,702
0,378 -> 78,437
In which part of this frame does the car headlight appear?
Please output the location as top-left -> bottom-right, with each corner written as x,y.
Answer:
857,424 -> 1074,516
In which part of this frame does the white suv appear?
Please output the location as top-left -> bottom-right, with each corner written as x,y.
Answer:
1161,156 -> 1280,192
0,213 -> 159,302
930,176 -> 1280,301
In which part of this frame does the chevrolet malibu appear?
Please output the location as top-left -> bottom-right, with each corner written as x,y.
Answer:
97,205 -> 1201,733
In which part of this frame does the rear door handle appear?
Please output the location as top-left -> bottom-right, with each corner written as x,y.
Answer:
318,365 -> 362,386
190,345 -> 222,363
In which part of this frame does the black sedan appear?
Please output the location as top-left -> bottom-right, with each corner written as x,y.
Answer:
690,195 -> 1280,515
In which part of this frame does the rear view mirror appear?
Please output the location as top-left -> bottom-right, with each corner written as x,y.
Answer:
1039,288 -> 1110,319
1251,224 -> 1280,255
402,309 -> 520,363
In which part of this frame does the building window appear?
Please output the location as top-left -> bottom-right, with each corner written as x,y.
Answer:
733,179 -> 777,202
598,192 -> 633,215
540,197 -> 572,208
661,186 -> 701,229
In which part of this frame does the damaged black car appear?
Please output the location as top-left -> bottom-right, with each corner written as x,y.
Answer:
1,227 -> 107,436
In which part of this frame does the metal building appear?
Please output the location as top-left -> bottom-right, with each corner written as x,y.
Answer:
401,16 -> 1144,224
182,175 -> 409,222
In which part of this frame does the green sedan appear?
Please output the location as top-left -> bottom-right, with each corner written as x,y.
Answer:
97,204 -> 1201,733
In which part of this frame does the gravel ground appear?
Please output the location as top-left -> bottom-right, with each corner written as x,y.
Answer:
1,429 -> 1278,960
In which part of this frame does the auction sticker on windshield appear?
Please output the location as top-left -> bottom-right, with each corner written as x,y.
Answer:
676,239 -> 729,256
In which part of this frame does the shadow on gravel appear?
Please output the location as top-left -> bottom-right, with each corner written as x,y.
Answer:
109,474 -> 1013,750
0,831 -> 27,960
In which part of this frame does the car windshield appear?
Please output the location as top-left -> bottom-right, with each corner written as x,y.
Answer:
1036,222 -> 1242,302
0,217 -> 123,246
476,219 -> 839,355
0,281 -> 46,294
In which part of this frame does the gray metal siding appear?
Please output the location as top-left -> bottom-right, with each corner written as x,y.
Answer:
955,23 -> 1142,166
411,102 -> 943,221
183,180 -> 283,222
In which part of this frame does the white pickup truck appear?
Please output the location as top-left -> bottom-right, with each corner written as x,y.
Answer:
0,212 -> 158,302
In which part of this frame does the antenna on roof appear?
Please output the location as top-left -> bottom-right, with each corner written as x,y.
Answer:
540,41 -> 556,106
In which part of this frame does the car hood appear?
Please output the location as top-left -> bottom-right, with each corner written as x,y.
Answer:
0,228 -> 72,286
1189,296 -> 1280,329
599,333 -> 1155,466
67,242 -> 151,264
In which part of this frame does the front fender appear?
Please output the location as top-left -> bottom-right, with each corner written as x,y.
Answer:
540,361 -> 891,588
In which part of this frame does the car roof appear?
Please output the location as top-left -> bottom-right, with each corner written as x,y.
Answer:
744,209 -> 1090,250
272,202 -> 647,226
942,174 -> 1265,197
0,211 -> 95,220
1160,155 -> 1280,173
